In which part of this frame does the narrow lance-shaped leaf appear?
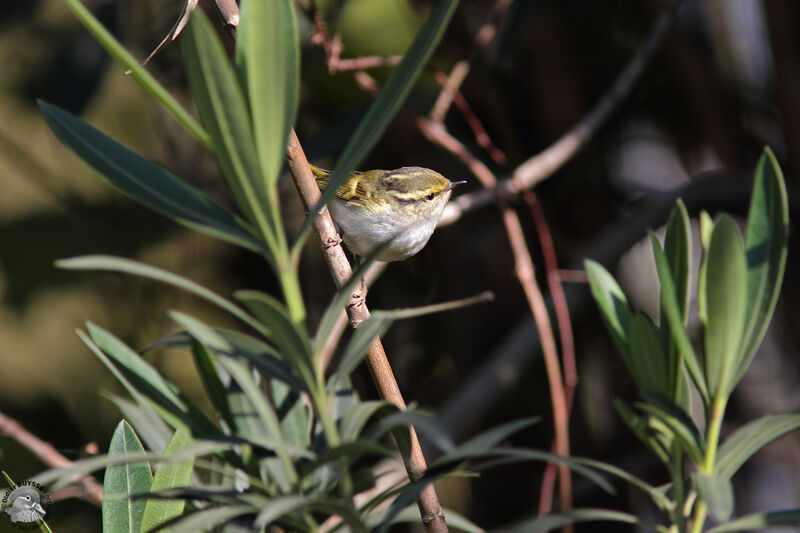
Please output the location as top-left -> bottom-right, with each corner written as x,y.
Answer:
735,147 -> 789,384
183,10 -> 277,251
140,426 -> 195,533
651,233 -> 708,404
706,509 -> 800,532
693,472 -> 734,523
703,215 -> 748,398
236,0 -> 299,193
585,260 -> 634,374
715,413 -> 800,480
103,421 -> 153,533
628,312 -> 670,397
38,102 -> 263,254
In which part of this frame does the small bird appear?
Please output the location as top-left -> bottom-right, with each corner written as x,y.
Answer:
312,165 -> 465,262
4,487 -> 46,523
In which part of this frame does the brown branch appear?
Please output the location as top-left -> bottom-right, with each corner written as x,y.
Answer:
417,117 -> 572,518
286,131 -> 447,532
526,192 -> 578,516
0,410 -> 103,506
438,0 -> 683,227
318,262 -> 387,374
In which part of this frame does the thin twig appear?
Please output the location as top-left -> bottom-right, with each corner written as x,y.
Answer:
526,192 -> 578,516
286,131 -> 447,533
0,410 -> 103,505
433,70 -> 508,166
417,116 -> 572,518
438,0 -> 683,227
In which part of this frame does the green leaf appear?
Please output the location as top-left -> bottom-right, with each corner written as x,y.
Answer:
650,233 -> 708,404
637,393 -> 705,464
140,427 -> 194,533
706,509 -> 800,532
331,316 -> 392,387
183,10 -> 276,251
341,401 -> 389,442
735,147 -> 789,384
698,210 -> 714,325
371,409 -> 456,454
216,357 -> 297,491
169,505 -> 256,533
38,102 -> 262,253
272,378 -> 311,449
296,0 -> 460,249
703,215 -> 748,398
236,0 -> 299,192
61,0 -> 210,147
628,312 -> 669,396
85,323 -> 220,437
663,200 -> 692,320
190,339 -> 238,435
715,413 -> 800,480
693,472 -> 734,523
511,508 -> 655,533
103,393 -> 172,455
103,421 -> 153,533
145,328 -> 302,390
371,291 -> 494,320
585,260 -> 633,366
57,255 -> 269,338
437,418 -> 539,462
235,290 -> 314,380
613,400 -> 670,465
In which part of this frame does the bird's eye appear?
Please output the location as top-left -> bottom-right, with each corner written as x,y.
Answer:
425,193 -> 435,201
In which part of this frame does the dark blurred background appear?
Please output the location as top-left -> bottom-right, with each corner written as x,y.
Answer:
1,0 -> 799,531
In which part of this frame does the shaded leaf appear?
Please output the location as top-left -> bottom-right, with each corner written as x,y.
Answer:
85,323 -> 220,437
628,312 -> 669,396
706,509 -> 800,532
736,147 -> 789,384
694,472 -> 734,523
637,393 -> 705,464
57,255 -> 269,338
716,413 -> 800,480
512,508 -> 654,533
38,102 -> 260,253
585,260 -> 633,366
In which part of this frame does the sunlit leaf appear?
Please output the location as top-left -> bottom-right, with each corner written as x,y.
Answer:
103,421 -> 152,533
703,215 -> 747,398
140,426 -> 194,533
735,147 -> 789,384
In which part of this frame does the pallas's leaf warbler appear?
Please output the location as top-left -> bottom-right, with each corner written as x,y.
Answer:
312,165 -> 465,262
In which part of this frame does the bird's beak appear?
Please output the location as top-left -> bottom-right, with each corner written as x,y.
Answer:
33,503 -> 45,515
446,180 -> 467,191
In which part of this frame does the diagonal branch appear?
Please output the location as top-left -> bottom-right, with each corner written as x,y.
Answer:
438,0 -> 684,227
285,130 -> 447,533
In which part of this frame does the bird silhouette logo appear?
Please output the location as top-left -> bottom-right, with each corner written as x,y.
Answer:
3,486 -> 46,524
